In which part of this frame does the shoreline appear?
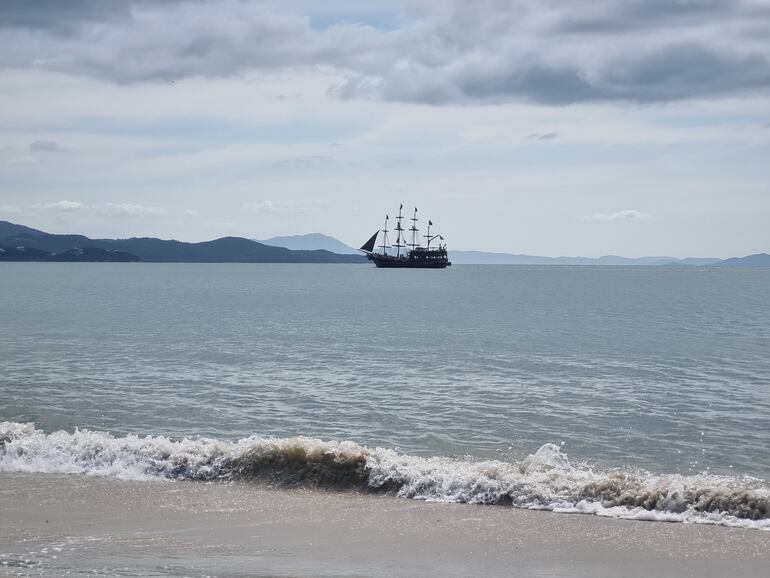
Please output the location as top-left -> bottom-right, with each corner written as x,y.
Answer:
1,472 -> 768,577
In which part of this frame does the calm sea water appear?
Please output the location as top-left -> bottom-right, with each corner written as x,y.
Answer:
1,263 -> 769,479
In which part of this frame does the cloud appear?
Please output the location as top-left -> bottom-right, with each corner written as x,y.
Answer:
0,0 -> 132,33
0,1 -> 768,105
243,199 -> 329,215
528,133 -> 559,141
184,209 -> 199,216
7,155 -> 37,165
204,220 -> 237,229
273,155 -> 335,169
100,203 -> 164,217
27,201 -> 166,217
30,140 -> 67,152
0,204 -> 23,216
584,210 -> 650,222
33,200 -> 86,212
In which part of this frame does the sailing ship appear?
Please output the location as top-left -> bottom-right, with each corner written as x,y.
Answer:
359,204 -> 451,268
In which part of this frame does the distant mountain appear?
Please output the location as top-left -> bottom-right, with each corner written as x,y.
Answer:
0,222 -> 365,263
713,253 -> 770,267
450,251 -> 724,266
0,220 -> 47,239
258,233 -> 358,255
1,220 -> 763,266
449,251 -> 552,265
673,257 -> 724,266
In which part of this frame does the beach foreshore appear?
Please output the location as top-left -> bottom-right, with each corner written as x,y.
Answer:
0,472 -> 767,578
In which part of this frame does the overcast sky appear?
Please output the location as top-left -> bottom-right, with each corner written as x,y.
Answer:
1,0 -> 769,257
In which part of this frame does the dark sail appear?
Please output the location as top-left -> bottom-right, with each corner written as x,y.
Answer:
360,231 -> 379,253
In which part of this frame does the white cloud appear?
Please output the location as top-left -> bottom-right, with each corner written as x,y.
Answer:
583,210 -> 650,222
204,220 -> 237,229
33,200 -> 86,212
185,209 -> 199,216
273,155 -> 335,169
243,199 -> 329,215
7,155 -> 36,165
0,204 -> 23,216
100,203 -> 165,217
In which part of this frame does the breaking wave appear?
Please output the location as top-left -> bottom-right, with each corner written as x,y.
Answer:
1,421 -> 768,530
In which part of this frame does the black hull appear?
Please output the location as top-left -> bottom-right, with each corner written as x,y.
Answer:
367,254 -> 450,268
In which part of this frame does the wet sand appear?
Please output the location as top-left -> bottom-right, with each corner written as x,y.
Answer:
1,472 -> 768,577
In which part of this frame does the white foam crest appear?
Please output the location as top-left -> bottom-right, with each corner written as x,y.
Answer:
0,422 -> 368,482
365,443 -> 770,529
1,422 -> 230,480
1,422 -> 767,529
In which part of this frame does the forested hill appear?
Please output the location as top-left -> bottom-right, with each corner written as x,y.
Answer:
0,221 -> 365,263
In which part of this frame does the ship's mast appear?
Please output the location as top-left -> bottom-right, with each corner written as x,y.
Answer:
423,219 -> 442,249
379,215 -> 389,255
394,203 -> 405,258
408,207 -> 419,250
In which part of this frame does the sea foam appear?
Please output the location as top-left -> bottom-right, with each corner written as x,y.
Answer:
1,422 -> 767,530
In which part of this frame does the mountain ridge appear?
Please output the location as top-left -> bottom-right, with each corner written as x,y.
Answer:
712,253 -> 770,267
0,221 -> 364,263
258,233 -> 358,254
0,221 -> 47,239
1,221 -> 767,265
256,232 -> 736,265
448,250 -> 725,266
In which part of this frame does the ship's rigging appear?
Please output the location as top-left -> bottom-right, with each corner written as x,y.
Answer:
359,205 -> 450,269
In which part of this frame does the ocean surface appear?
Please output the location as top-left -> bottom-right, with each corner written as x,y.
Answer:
1,263 -> 769,528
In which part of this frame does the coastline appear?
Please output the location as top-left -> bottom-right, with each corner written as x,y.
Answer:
1,472 -> 768,578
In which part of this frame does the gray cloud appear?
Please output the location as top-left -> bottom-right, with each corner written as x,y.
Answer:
1,0 -> 769,105
0,0 -> 132,34
528,133 -> 559,141
30,140 -> 66,152
600,42 -> 770,102
557,0 -> 743,33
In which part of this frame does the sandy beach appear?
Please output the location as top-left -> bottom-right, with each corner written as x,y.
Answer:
0,472 -> 767,578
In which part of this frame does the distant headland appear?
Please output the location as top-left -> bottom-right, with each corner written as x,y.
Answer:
0,221 -> 364,264
1,220 -> 767,265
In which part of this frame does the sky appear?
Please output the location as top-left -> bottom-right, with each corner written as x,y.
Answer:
0,0 -> 769,257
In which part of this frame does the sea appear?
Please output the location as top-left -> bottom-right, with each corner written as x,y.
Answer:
1,263 -> 769,529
